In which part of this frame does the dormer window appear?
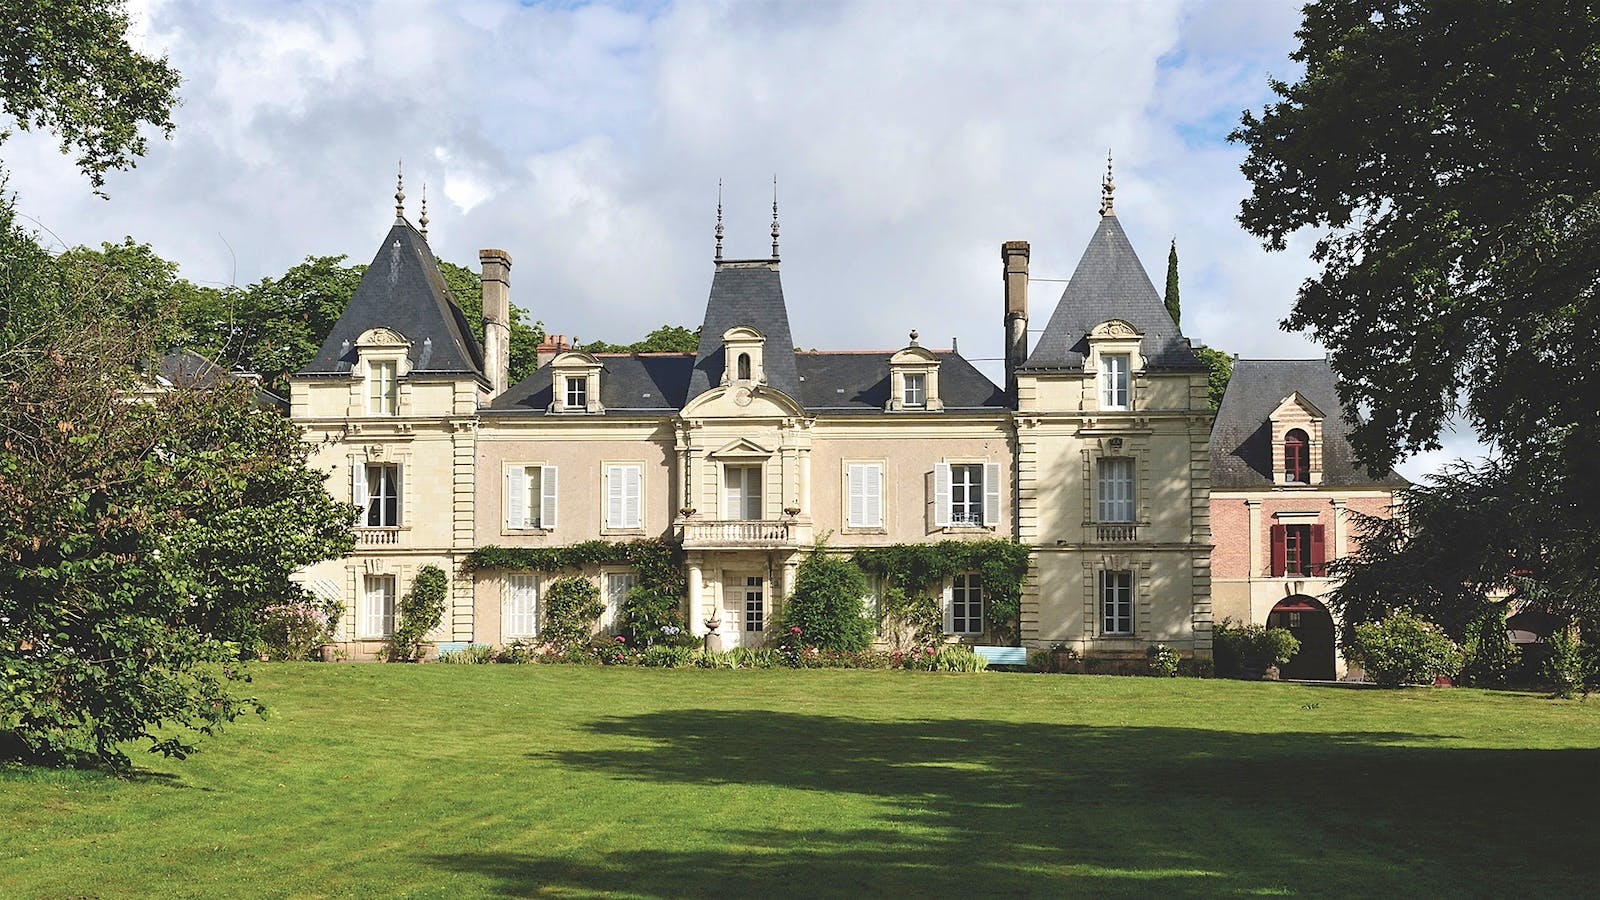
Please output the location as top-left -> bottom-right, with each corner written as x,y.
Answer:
369,360 -> 397,415
887,338 -> 942,412
1100,354 -> 1129,410
1284,429 -> 1310,484
737,353 -> 752,381
549,351 -> 604,414
721,326 -> 766,386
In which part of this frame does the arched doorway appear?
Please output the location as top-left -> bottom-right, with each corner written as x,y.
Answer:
1267,595 -> 1336,681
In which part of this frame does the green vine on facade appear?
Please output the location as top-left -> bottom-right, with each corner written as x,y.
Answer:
853,540 -> 1029,643
463,539 -> 685,598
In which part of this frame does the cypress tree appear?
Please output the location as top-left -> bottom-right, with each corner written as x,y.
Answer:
1164,238 -> 1180,326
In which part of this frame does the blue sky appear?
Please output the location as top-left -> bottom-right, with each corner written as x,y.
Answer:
2,0 -> 1481,478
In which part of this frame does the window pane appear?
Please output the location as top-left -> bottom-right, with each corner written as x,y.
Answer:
1096,457 -> 1135,523
507,574 -> 539,638
951,464 -> 984,525
904,373 -> 926,406
744,576 -> 764,632
1101,571 -> 1132,634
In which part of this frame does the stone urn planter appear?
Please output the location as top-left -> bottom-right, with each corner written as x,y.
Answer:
317,643 -> 340,663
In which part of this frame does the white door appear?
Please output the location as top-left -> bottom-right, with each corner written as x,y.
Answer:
721,575 -> 765,647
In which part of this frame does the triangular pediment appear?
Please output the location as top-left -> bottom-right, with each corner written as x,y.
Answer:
1270,391 -> 1324,421
709,437 -> 775,458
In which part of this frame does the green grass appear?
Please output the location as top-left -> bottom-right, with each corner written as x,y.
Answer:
2,667 -> 1597,898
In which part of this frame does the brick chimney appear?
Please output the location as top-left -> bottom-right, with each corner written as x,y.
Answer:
1002,240 -> 1030,397
536,334 -> 573,368
479,249 -> 512,397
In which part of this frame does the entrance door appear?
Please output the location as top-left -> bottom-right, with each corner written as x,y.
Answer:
721,575 -> 765,648
1267,596 -> 1336,680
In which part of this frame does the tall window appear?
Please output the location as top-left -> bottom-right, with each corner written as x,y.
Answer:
1271,523 -> 1325,577
725,465 -> 763,520
737,353 -> 752,380
1100,354 -> 1130,410
1284,524 -> 1313,576
565,376 -> 587,409
903,372 -> 926,407
604,572 -> 637,633
1101,570 -> 1133,635
605,464 -> 643,530
744,576 -> 765,633
847,463 -> 883,528
1284,429 -> 1310,483
363,463 -> 400,527
935,462 -> 1000,528
362,574 -> 396,638
369,361 -> 397,415
1096,457 -> 1135,523
507,465 -> 558,530
505,574 -> 539,639
950,572 -> 984,635
950,464 -> 984,525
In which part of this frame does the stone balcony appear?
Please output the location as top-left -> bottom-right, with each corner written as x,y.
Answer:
678,518 -> 809,550
1095,524 -> 1139,543
354,527 -> 402,547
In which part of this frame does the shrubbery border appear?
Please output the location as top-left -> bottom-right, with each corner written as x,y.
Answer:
853,540 -> 1029,641
463,539 -> 686,598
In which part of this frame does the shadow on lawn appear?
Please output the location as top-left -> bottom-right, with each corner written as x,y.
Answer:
425,711 -> 1598,897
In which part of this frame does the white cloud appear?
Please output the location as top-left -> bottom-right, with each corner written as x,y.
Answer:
1,0 -> 1484,474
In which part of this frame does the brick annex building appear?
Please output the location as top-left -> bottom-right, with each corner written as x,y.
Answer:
288,172 -> 1401,674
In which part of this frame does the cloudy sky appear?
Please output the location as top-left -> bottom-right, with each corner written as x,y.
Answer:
3,0 -> 1479,478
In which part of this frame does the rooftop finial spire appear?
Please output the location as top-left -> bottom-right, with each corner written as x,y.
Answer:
771,175 -> 780,260
1099,149 -> 1115,217
395,160 -> 406,220
715,179 -> 724,261
419,181 -> 429,239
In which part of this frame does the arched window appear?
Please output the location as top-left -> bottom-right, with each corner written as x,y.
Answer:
1284,429 -> 1310,483
737,353 -> 752,381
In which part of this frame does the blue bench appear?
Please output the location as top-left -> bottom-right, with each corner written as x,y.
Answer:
973,645 -> 1029,667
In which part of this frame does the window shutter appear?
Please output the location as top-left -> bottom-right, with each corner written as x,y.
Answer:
724,467 -> 740,520
394,463 -> 405,526
1311,524 -> 1327,575
942,581 -> 955,634
542,465 -> 559,530
624,466 -> 641,528
351,462 -> 367,519
933,463 -> 952,527
507,466 -> 527,529
847,465 -> 866,527
864,464 -> 882,528
983,462 -> 1001,526
607,466 -> 624,528
1270,525 -> 1286,577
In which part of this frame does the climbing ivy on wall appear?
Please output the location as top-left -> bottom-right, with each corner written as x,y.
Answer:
463,539 -> 685,599
853,540 -> 1029,643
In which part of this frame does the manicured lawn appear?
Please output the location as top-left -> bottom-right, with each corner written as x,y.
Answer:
2,666 -> 1597,898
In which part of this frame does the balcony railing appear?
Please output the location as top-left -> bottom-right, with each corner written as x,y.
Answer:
681,519 -> 796,546
1095,524 -> 1139,543
355,527 -> 401,546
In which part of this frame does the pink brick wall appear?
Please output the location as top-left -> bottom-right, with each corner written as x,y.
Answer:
1210,492 -> 1398,578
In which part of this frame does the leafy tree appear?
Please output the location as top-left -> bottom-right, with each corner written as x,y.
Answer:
583,325 -> 699,354
1192,346 -> 1232,410
0,201 -> 353,769
1163,239 -> 1180,326
1234,1 -> 1600,628
781,547 -> 872,653
0,0 -> 181,190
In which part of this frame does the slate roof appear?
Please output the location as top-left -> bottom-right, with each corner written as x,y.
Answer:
151,348 -> 287,410
296,219 -> 486,380
482,350 -> 1007,416
1210,358 -> 1409,489
1021,214 -> 1204,372
685,261 -> 803,405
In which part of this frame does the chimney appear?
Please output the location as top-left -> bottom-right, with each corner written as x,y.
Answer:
479,249 -> 512,397
536,334 -> 573,368
1002,240 -> 1030,397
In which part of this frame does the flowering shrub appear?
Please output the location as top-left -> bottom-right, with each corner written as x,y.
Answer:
1348,611 -> 1463,687
592,635 -> 635,666
259,600 -> 335,661
542,576 -> 604,651
1146,643 -> 1181,677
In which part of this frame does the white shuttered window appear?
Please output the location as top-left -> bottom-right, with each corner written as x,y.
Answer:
935,462 -> 1000,527
506,574 -> 539,639
606,464 -> 643,530
1096,457 -> 1135,523
507,465 -> 558,530
847,464 -> 883,528
362,574 -> 396,638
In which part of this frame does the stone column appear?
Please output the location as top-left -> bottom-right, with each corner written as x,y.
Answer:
688,559 -> 704,636
1245,500 -> 1263,579
798,450 -> 812,516
1331,499 -> 1348,560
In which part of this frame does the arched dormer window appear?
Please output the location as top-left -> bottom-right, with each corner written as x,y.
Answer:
721,326 -> 766,386
737,353 -> 752,381
1284,429 -> 1310,484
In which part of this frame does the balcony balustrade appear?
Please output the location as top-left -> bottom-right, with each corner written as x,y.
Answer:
679,518 -> 797,547
355,527 -> 401,546
1095,524 -> 1139,543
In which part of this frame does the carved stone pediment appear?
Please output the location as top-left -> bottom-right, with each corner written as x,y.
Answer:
1089,319 -> 1141,339
356,327 -> 410,347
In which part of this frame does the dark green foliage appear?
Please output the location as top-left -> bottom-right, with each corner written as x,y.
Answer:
622,586 -> 691,648
542,577 -> 605,651
1348,612 -> 1463,688
1192,346 -> 1233,411
1164,239 -> 1180,326
1541,630 -> 1591,700
582,325 -> 699,355
1213,620 -> 1300,679
465,539 -> 683,597
390,566 -> 448,661
853,540 -> 1029,643
1458,608 -> 1521,688
1234,2 -> 1600,632
1146,644 -> 1180,677
780,548 -> 872,652
0,0 -> 181,191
